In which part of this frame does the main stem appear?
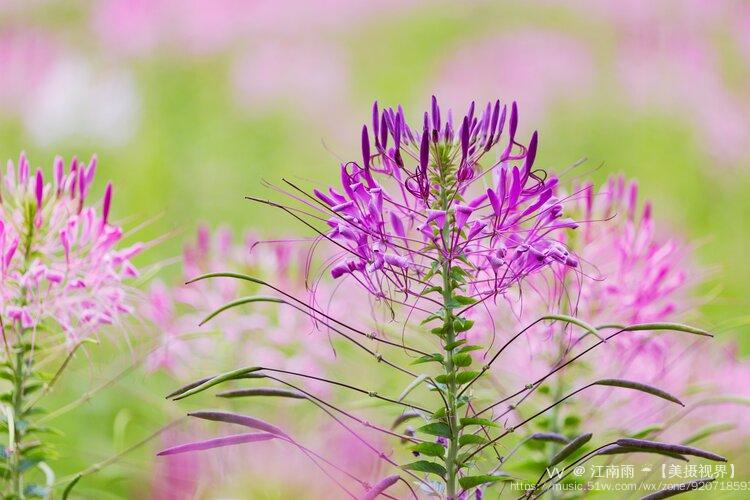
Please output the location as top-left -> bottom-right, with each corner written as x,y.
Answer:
442,261 -> 459,499
437,153 -> 460,499
11,346 -> 26,497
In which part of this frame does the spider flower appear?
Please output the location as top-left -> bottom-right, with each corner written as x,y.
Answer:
314,97 -> 578,306
0,153 -> 140,344
145,226 -> 335,388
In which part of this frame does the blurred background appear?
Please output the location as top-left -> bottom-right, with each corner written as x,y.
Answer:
1,0 -> 749,497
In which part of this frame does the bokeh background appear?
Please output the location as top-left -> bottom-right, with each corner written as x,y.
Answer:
1,0 -> 749,497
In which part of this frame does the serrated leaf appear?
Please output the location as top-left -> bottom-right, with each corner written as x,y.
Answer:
458,474 -> 513,489
411,442 -> 446,458
403,460 -> 446,478
594,379 -> 683,406
549,432 -> 592,466
460,418 -> 497,429
417,422 -> 452,438
459,434 -> 486,447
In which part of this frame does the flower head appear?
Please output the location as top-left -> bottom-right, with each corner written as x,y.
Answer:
314,97 -> 578,306
0,153 -> 140,343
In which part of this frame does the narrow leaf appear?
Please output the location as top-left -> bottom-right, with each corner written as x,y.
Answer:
157,432 -> 276,455
549,432 -> 592,466
412,354 -> 444,365
594,379 -> 683,406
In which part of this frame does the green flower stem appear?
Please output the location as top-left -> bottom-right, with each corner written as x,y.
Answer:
437,150 -> 460,499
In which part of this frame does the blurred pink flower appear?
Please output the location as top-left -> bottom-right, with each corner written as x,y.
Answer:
231,42 -> 349,117
144,226 -> 335,391
0,153 -> 141,344
432,30 -> 594,125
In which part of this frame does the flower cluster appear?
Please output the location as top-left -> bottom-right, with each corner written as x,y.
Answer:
145,226 -> 335,387
315,97 -> 578,306
0,153 -> 140,344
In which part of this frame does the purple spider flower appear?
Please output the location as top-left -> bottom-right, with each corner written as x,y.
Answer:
314,97 -> 578,308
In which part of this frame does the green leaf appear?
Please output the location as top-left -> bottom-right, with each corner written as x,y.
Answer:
403,460 -> 446,478
421,311 -> 444,325
453,295 -> 477,305
549,432 -> 592,466
460,418 -> 497,429
171,367 -> 263,400
453,353 -> 473,368
417,422 -> 452,438
411,442 -> 446,458
458,474 -> 512,489
444,339 -> 467,351
458,434 -> 486,447
432,407 -> 446,420
594,379 -> 683,406
412,353 -> 444,365
453,318 -> 475,333
455,371 -> 480,385
457,345 -> 483,354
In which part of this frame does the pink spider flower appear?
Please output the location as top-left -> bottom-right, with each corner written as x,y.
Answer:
144,226 -> 335,389
0,153 -> 141,344
310,97 -> 578,310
